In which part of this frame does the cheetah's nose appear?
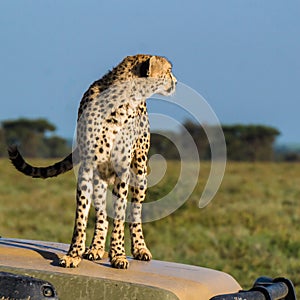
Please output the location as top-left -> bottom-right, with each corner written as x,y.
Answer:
172,74 -> 178,85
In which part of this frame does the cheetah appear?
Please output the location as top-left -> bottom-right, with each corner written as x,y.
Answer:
8,54 -> 177,269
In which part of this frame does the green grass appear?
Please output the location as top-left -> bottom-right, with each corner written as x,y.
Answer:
1,158 -> 300,296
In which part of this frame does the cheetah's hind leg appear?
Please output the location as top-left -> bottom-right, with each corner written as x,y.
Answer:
59,163 -> 93,268
84,175 -> 109,261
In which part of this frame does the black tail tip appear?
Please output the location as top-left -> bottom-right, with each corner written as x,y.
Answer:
8,145 -> 19,159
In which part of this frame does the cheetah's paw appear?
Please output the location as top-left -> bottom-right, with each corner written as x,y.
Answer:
83,248 -> 106,261
110,255 -> 129,269
59,255 -> 82,268
132,247 -> 152,261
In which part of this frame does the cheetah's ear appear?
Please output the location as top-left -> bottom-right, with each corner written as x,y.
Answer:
148,56 -> 164,77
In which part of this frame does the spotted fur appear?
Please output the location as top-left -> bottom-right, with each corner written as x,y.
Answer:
8,54 -> 177,269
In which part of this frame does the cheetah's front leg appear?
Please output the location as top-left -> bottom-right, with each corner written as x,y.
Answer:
129,179 -> 152,261
129,146 -> 152,262
59,164 -> 93,268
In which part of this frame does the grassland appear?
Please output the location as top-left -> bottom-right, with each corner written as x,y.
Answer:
1,158 -> 300,296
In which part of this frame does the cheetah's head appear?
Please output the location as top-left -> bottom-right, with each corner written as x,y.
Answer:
145,56 -> 177,96
127,55 -> 177,96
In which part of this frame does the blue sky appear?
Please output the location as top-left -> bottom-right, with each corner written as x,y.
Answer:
0,0 -> 299,144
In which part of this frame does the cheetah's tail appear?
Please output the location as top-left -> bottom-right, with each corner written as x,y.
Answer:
7,145 -> 80,179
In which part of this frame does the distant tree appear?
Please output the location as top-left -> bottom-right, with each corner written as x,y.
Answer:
183,122 -> 280,161
1,118 -> 70,158
3,118 -> 55,142
2,118 -> 56,157
222,125 -> 280,161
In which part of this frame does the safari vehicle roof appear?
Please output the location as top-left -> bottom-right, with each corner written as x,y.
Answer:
0,238 -> 241,300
